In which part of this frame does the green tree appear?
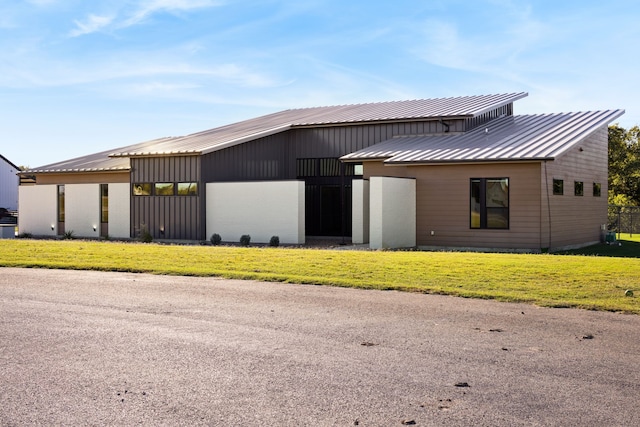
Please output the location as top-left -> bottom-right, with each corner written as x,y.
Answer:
608,124 -> 640,205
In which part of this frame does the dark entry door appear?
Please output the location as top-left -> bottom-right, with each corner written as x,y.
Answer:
298,158 -> 355,237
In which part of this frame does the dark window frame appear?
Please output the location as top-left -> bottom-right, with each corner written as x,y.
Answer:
593,182 -> 602,197
470,178 -> 510,230
574,181 -> 584,196
154,182 -> 175,196
553,179 -> 564,195
177,182 -> 198,196
132,183 -> 152,196
100,184 -> 108,223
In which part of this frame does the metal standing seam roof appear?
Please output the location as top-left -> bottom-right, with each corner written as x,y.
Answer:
108,92 -> 528,158
340,109 -> 625,164
24,92 -> 527,173
23,137 -> 178,174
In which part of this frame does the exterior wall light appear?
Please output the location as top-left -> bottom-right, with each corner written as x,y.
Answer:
51,224 -> 55,231
93,225 -> 97,232
160,226 -> 165,235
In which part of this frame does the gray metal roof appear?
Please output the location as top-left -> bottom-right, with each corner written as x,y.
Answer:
23,93 -> 536,173
24,137 -> 177,174
341,110 -> 625,164
109,92 -> 528,158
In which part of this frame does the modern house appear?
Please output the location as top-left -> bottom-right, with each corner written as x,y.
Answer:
1,154 -> 19,211
18,92 -> 624,251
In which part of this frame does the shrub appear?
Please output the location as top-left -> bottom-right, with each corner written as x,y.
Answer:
239,234 -> 251,246
139,225 -> 153,243
18,232 -> 32,239
269,235 -> 280,247
63,230 -> 75,240
210,233 -> 222,245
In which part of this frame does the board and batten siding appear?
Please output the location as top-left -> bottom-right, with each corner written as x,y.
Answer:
201,119 -> 469,182
130,156 -> 202,240
364,161 -> 544,250
540,125 -> 609,250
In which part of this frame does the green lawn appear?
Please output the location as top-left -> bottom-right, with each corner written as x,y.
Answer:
0,239 -> 639,314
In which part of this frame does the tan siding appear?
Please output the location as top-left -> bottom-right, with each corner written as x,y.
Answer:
365,161 -> 542,250
542,125 -> 609,249
34,172 -> 130,185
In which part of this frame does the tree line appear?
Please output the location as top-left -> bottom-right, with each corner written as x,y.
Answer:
609,125 -> 640,206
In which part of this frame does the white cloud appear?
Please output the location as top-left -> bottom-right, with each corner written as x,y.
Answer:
69,14 -> 115,37
68,0 -> 222,36
122,0 -> 222,28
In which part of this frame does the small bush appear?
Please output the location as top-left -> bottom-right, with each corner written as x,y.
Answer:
63,230 -> 75,240
239,234 -> 251,246
210,233 -> 222,246
269,236 -> 280,247
18,232 -> 32,239
139,225 -> 153,243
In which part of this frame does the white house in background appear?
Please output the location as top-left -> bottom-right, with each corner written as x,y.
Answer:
0,154 -> 19,211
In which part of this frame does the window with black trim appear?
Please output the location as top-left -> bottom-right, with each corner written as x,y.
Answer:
471,178 -> 509,229
593,182 -> 601,197
155,183 -> 175,196
574,181 -> 584,196
553,179 -> 563,195
177,182 -> 198,196
133,183 -> 152,196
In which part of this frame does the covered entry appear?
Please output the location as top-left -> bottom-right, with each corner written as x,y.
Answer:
297,158 -> 360,237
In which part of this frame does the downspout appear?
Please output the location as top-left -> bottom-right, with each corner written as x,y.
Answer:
543,161 -> 552,251
438,119 -> 450,133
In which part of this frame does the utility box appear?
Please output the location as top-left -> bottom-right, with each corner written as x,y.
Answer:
0,225 -> 15,239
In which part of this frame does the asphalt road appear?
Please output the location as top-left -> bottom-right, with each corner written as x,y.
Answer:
1,267 -> 639,426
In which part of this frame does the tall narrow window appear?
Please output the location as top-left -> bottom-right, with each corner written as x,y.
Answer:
574,181 -> 584,196
100,184 -> 108,223
470,178 -> 509,229
57,185 -> 65,223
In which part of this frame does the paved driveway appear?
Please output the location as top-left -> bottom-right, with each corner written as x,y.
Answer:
1,267 -> 639,426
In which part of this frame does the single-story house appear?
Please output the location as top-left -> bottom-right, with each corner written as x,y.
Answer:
18,92 -> 624,251
1,154 -> 19,211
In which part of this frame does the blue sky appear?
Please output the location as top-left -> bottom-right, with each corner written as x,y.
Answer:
1,0 -> 638,168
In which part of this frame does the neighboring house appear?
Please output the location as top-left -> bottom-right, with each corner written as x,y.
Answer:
1,154 -> 19,211
18,93 -> 624,251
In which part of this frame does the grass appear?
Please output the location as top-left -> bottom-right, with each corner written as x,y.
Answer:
0,238 -> 639,314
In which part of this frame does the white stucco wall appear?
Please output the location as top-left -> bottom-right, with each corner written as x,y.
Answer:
0,158 -> 19,211
19,185 -> 58,236
352,179 -> 369,244
66,184 -> 101,238
206,181 -> 305,244
108,183 -> 131,238
369,176 -> 416,249
19,183 -> 131,239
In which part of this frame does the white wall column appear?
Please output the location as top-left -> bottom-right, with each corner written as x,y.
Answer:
18,185 -> 58,236
351,179 -> 369,244
369,176 -> 416,249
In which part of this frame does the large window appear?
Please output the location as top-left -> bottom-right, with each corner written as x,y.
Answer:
471,178 -> 509,229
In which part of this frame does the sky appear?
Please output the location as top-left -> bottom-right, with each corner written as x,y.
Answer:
1,0 -> 639,168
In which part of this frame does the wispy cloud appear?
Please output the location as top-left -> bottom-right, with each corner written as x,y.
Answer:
69,14 -> 115,37
68,0 -> 222,36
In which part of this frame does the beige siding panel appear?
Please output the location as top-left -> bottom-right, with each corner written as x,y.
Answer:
541,125 -> 608,249
35,172 -> 130,185
365,161 -> 543,250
